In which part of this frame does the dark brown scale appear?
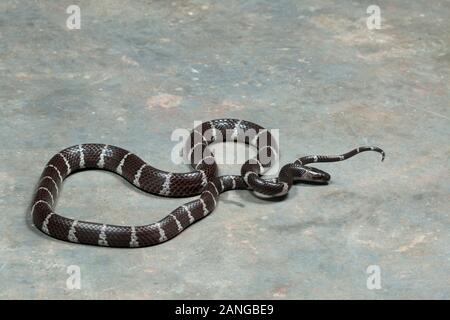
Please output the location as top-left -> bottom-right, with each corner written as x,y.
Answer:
172,207 -> 192,230
32,202 -> 52,229
134,227 -> 161,246
33,188 -> 54,205
137,166 -> 166,194
74,220 -> 105,245
35,178 -> 58,198
47,155 -> 69,177
103,225 -> 135,247
45,214 -> 73,240
40,166 -> 61,183
120,154 -> 146,181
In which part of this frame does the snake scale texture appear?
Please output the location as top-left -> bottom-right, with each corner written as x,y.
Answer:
31,119 -> 385,248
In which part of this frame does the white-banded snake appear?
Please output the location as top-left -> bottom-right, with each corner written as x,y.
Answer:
31,119 -> 385,247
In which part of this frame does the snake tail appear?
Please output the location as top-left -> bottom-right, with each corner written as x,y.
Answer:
295,146 -> 385,166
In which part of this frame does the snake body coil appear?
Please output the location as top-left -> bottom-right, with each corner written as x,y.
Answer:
31,119 -> 384,247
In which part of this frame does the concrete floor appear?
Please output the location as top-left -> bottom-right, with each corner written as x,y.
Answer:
0,1 -> 449,299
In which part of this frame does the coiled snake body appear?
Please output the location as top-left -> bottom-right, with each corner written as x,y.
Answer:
31,119 -> 384,247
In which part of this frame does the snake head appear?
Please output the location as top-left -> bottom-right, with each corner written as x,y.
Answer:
297,166 -> 331,184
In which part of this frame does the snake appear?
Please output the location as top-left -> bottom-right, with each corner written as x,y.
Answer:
30,119 -> 385,248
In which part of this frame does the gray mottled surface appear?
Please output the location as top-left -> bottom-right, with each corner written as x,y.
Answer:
0,0 -> 449,299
